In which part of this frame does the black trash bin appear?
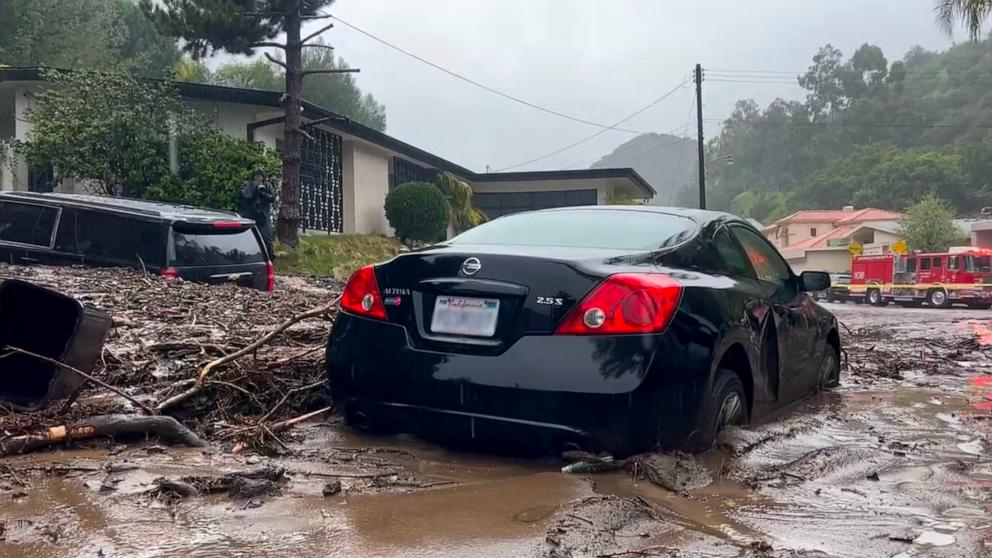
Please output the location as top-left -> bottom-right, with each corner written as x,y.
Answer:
0,279 -> 111,410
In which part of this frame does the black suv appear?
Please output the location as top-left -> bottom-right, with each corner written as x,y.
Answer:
0,192 -> 273,291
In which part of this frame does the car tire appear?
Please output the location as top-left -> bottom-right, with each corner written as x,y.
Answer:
819,347 -> 840,390
692,369 -> 747,452
926,289 -> 950,309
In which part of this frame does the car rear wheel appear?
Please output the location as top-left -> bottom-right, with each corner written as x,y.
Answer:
926,289 -> 950,309
692,369 -> 747,452
819,348 -> 840,390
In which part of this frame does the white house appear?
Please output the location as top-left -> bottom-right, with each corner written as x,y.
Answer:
0,67 -> 655,235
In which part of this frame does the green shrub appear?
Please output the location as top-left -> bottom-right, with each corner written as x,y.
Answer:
146,130 -> 281,212
384,182 -> 449,244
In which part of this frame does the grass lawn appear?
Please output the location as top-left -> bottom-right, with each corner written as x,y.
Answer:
275,234 -> 402,279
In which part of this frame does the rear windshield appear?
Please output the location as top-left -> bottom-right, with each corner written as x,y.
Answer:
448,209 -> 696,250
172,229 -> 265,266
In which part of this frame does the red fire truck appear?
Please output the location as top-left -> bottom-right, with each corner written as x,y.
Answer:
848,248 -> 992,308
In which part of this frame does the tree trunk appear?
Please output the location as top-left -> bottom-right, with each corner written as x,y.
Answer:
276,8 -> 304,248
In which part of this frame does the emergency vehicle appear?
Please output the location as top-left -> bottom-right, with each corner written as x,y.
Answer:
848,247 -> 992,308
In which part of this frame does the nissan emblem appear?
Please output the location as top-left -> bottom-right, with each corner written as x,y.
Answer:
461,257 -> 482,276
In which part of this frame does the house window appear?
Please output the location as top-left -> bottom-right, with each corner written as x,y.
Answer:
809,227 -> 818,237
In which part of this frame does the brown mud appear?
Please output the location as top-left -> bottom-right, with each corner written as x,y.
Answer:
2,270 -> 991,557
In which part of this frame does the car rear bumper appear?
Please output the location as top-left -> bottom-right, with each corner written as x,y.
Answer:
326,313 -> 707,453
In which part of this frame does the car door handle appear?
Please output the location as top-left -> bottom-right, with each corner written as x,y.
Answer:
20,256 -> 39,262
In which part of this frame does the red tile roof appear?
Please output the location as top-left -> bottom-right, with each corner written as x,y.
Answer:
835,208 -> 904,224
782,225 -> 858,251
768,208 -> 904,229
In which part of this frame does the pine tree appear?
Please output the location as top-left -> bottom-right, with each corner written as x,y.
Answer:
141,0 -> 357,246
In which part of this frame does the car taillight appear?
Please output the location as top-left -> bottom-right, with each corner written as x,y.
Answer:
555,273 -> 682,335
160,267 -> 180,280
266,261 -> 275,292
341,264 -> 386,320
213,221 -> 246,230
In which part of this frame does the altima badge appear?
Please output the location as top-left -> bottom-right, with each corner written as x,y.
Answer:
461,257 -> 482,276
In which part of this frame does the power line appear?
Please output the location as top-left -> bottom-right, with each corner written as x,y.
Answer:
494,80 -> 690,172
702,118 -> 992,129
325,12 -> 647,134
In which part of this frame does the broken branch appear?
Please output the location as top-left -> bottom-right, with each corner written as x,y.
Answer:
155,298 -> 339,412
302,22 -> 335,45
0,414 -> 203,456
302,68 -> 360,77
2,346 -> 155,415
264,52 -> 288,70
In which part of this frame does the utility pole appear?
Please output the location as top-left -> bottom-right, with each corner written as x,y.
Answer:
695,63 -> 706,210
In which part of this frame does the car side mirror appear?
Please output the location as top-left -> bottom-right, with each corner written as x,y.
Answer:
800,271 -> 830,292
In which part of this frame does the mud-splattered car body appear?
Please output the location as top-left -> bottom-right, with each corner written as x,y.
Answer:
326,206 -> 840,455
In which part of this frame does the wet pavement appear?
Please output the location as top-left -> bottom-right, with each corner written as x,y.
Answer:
2,302 -> 992,557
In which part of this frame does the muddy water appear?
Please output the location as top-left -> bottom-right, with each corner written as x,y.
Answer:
3,305 -> 992,557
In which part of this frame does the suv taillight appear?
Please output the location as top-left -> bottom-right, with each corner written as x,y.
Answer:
555,273 -> 682,335
160,267 -> 180,280
266,261 -> 275,292
341,264 -> 386,320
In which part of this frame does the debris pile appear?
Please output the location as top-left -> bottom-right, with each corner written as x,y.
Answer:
0,264 -> 341,454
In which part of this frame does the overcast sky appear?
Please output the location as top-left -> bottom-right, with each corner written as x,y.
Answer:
276,0 -> 958,173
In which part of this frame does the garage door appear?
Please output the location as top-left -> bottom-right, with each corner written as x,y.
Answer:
473,189 -> 598,219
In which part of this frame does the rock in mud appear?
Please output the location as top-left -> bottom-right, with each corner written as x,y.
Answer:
540,496 -> 677,558
626,452 -> 712,493
228,476 -> 279,499
322,480 -> 342,497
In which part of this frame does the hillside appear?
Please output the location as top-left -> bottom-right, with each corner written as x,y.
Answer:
589,133 -> 695,203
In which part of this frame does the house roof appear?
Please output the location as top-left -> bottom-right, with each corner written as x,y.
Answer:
0,67 -> 656,196
768,207 -> 903,229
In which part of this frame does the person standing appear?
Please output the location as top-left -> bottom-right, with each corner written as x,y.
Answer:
237,168 -> 276,258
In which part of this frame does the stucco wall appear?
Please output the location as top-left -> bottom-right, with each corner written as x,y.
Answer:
341,140 -> 391,235
786,250 -> 851,274
772,221 -> 837,249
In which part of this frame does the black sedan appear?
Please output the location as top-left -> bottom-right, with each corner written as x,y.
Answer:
326,206 -> 840,455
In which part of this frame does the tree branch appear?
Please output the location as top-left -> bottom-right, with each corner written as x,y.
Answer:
302,44 -> 335,51
302,14 -> 334,20
302,23 -> 335,45
302,68 -> 360,77
250,42 -> 286,50
264,52 -> 288,70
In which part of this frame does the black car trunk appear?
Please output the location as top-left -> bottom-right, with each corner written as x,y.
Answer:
167,222 -> 270,290
373,245 -> 624,353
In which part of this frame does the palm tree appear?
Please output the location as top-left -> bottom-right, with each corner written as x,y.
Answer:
436,172 -> 487,234
936,0 -> 992,39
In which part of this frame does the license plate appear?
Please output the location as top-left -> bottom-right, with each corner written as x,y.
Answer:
430,296 -> 499,337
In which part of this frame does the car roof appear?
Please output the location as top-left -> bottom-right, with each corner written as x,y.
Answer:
0,192 -> 253,225
521,204 -> 750,227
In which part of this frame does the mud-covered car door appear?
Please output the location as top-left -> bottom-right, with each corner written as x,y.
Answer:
730,225 -> 821,400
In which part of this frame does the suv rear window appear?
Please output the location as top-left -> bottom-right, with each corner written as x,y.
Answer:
0,202 -> 59,247
448,209 -> 696,250
172,229 -> 265,266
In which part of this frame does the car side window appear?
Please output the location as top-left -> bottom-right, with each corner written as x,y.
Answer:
0,201 -> 59,247
730,225 -> 793,287
920,258 -> 931,271
76,211 -> 165,266
54,208 -> 77,252
712,227 -> 754,278
948,256 -> 960,270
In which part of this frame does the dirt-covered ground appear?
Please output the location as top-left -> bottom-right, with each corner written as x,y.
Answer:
1,267 -> 991,558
